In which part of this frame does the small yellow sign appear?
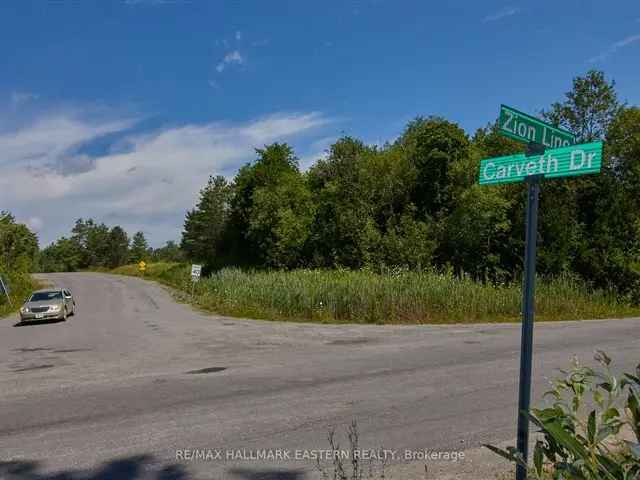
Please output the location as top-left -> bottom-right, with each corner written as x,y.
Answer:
138,260 -> 147,271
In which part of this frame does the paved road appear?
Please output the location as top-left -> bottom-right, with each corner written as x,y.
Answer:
0,273 -> 638,480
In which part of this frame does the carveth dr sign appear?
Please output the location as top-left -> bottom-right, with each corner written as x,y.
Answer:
479,141 -> 602,185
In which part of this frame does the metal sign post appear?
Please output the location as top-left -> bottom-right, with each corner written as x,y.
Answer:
515,168 -> 542,480
479,105 -> 601,479
0,275 -> 12,307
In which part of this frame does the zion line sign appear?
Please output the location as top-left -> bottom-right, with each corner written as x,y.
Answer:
499,104 -> 576,147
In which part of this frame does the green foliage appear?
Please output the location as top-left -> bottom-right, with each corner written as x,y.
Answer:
174,70 -> 639,302
397,116 -> 470,217
0,212 -> 39,317
151,241 -> 184,263
246,146 -> 316,268
544,70 -> 623,143
228,143 -> 309,267
0,270 -> 39,318
71,218 -> 111,268
129,231 -> 150,263
40,219 -> 177,272
444,184 -> 514,281
307,137 -> 379,268
487,353 -> 640,479
40,237 -> 83,272
107,226 -> 130,268
181,175 -> 232,267
113,262 -> 639,325
0,211 -> 39,272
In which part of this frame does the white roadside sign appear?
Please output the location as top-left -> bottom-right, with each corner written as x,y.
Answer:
191,264 -> 202,282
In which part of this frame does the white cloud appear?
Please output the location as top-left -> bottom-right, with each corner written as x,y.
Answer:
589,33 -> 640,62
483,6 -> 520,22
235,30 -> 242,41
0,113 -> 135,167
299,136 -> 336,170
26,217 -> 44,232
0,108 -> 330,246
216,50 -> 245,73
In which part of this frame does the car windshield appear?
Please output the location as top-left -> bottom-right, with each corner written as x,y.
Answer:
29,291 -> 63,302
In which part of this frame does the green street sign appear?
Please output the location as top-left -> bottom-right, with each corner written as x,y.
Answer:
479,141 -> 602,185
499,104 -> 576,147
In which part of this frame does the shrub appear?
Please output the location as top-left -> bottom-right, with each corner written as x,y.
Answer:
487,352 -> 640,479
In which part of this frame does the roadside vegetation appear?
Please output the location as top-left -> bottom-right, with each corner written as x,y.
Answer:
487,352 -> 640,479
0,212 -> 39,318
111,262 -> 638,324
39,219 -> 182,272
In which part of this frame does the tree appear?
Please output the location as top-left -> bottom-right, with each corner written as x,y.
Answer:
397,117 -> 470,217
307,137 -> 377,267
106,226 -> 129,268
543,70 -> 623,143
0,211 -> 39,272
229,143 -> 315,268
573,107 -> 640,300
151,241 -> 184,262
181,175 -> 232,267
444,185 -> 514,281
130,232 -> 149,262
70,218 -> 111,268
40,237 -> 83,272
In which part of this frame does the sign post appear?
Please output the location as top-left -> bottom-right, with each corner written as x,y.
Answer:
0,275 -> 12,307
515,171 -> 541,480
138,260 -> 147,277
480,106 -> 601,480
190,264 -> 202,298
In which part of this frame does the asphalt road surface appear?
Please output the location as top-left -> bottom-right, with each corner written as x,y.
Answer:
0,272 -> 638,480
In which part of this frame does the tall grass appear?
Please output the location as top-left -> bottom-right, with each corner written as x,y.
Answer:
0,270 -> 39,319
110,263 -> 639,324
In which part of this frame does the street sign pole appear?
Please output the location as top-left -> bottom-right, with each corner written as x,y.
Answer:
515,144 -> 543,480
480,106 -> 600,479
0,276 -> 12,307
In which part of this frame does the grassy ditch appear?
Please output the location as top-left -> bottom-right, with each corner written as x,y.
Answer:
0,271 -> 40,319
110,262 -> 640,324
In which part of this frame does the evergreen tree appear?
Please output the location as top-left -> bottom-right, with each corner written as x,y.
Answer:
130,231 -> 149,262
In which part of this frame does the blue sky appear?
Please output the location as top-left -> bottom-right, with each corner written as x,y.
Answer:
1,0 -> 638,246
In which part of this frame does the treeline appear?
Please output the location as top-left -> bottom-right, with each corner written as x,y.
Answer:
0,212 -> 39,273
40,219 -> 183,272
181,71 -> 640,302
0,212 -> 39,313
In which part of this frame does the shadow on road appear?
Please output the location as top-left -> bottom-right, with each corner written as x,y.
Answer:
13,318 -> 66,327
0,458 -> 309,480
228,468 -> 306,480
0,455 -> 190,480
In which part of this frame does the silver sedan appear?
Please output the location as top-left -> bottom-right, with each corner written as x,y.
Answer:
19,288 -> 76,322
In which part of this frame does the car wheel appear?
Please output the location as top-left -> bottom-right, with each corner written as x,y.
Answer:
62,308 -> 67,321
